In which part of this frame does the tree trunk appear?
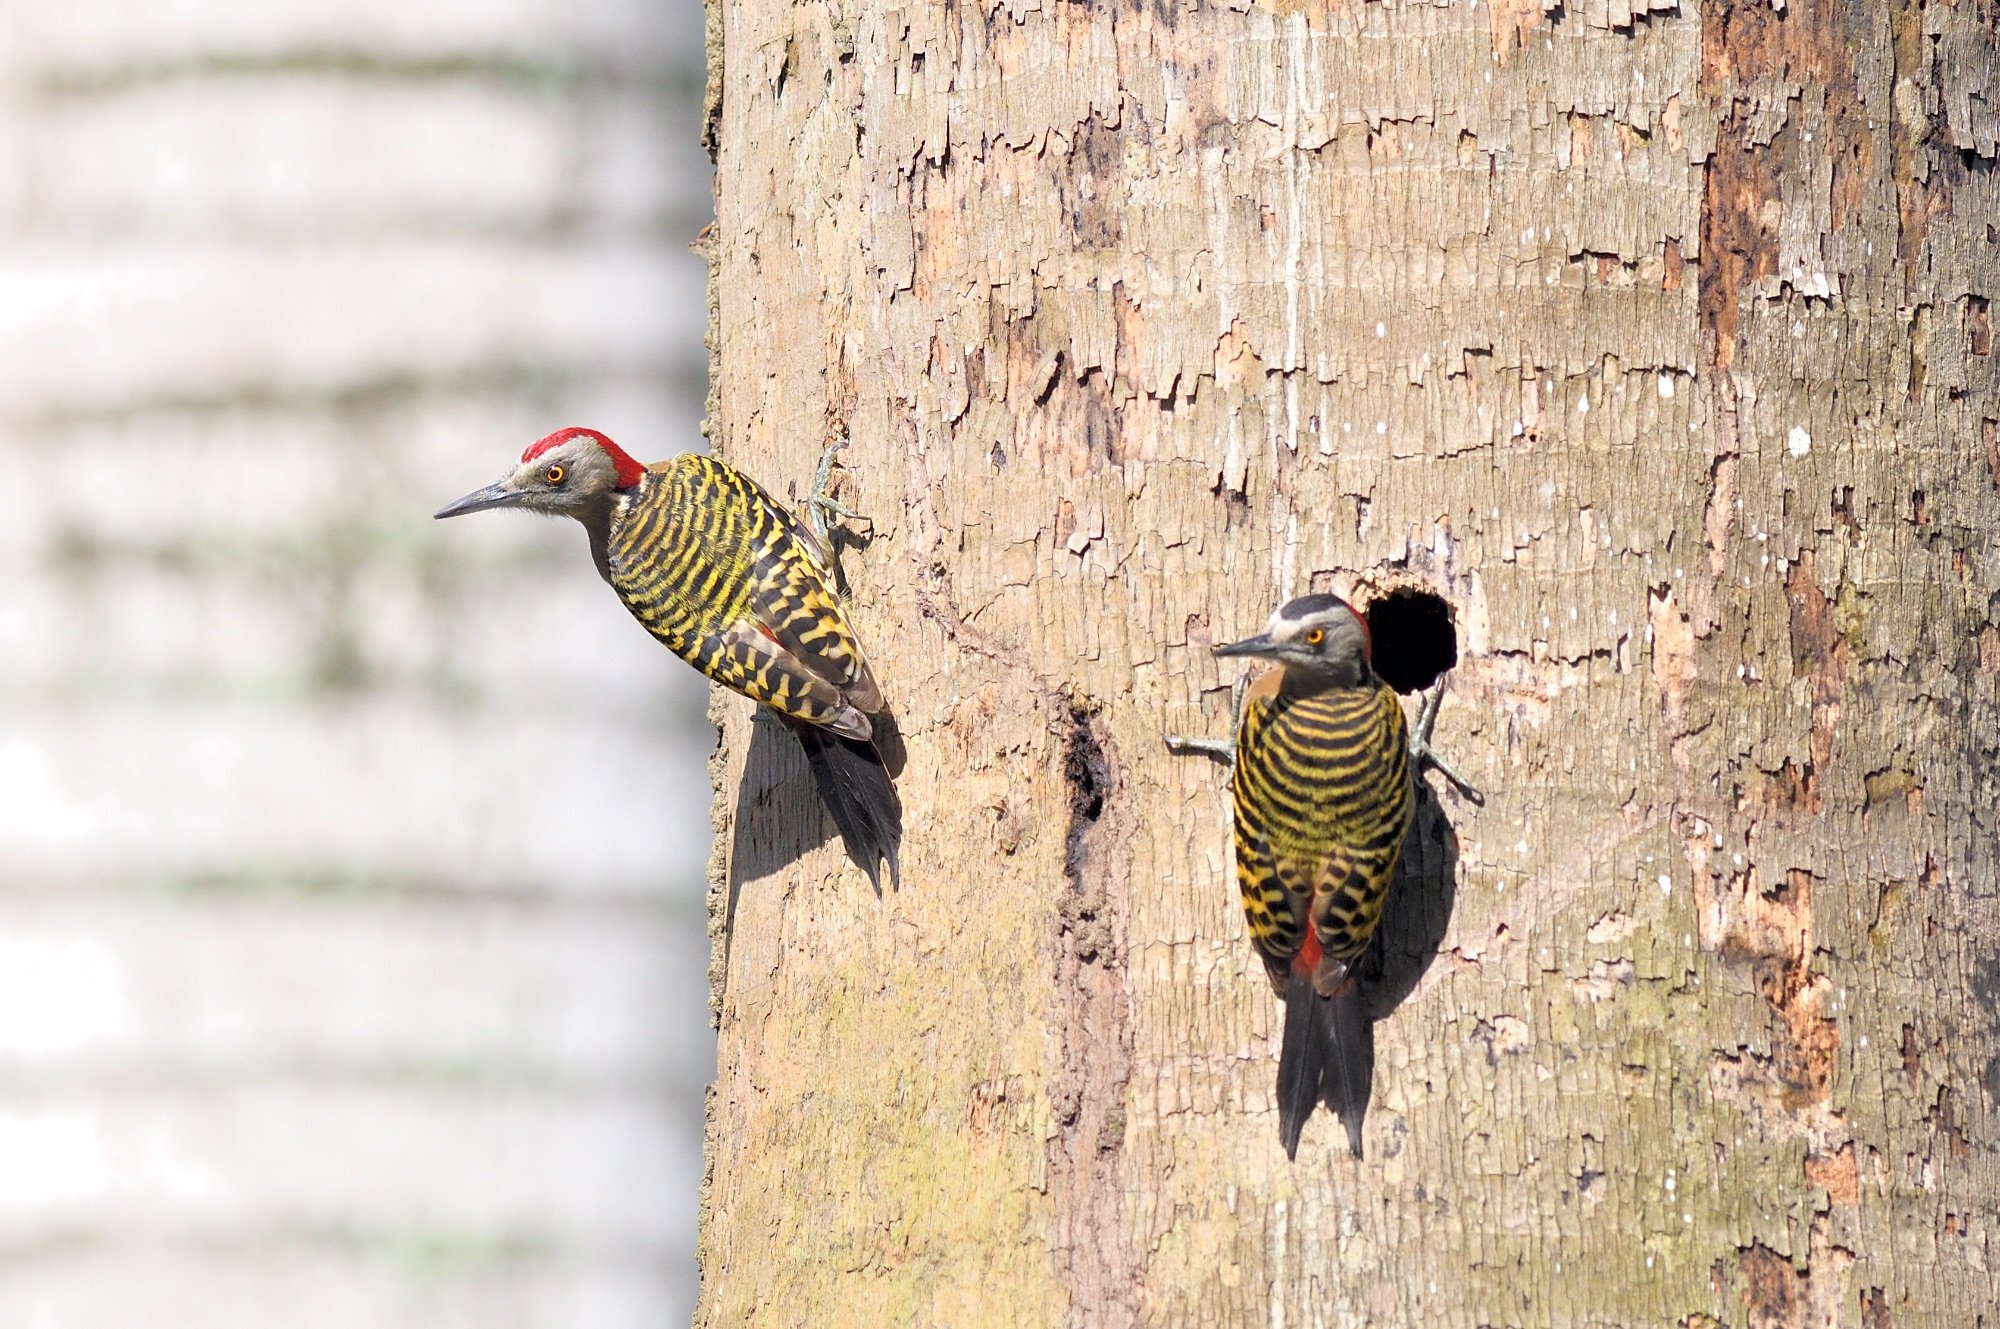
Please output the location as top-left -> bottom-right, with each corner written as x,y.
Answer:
697,2 -> 2000,1325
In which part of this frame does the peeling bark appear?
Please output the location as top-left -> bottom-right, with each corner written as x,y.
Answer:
699,2 -> 2000,1325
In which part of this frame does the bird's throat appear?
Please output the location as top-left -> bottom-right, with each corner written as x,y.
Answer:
577,491 -> 620,584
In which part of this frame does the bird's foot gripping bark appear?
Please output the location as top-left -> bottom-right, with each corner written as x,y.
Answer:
1163,733 -> 1236,762
1409,681 -> 1484,805
805,439 -> 869,551
1163,673 -> 1250,765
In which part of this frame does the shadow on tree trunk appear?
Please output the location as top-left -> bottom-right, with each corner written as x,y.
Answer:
719,715 -> 828,982
720,708 -> 909,979
1345,780 -> 1463,1144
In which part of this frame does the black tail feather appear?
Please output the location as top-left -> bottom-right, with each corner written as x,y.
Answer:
1275,980 -> 1322,1160
1276,974 -> 1374,1159
1323,979 -> 1373,1157
790,720 -> 902,892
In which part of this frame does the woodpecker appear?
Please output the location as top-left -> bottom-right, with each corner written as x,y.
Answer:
1168,593 -> 1455,1159
436,427 -> 900,889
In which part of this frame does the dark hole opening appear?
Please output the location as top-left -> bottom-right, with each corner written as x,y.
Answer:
1367,587 -> 1458,694
1061,698 -> 1109,890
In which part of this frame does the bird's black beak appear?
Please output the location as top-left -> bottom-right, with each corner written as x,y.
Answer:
433,481 -> 526,520
1213,632 -> 1279,659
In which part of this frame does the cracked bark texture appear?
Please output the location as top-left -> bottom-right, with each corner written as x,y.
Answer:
698,3 -> 2000,1326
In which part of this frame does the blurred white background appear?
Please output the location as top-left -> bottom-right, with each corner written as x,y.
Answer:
0,1 -> 715,1324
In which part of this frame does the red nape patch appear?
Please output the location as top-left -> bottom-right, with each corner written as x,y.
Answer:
1349,602 -> 1373,664
1292,923 -> 1323,979
521,427 -> 646,489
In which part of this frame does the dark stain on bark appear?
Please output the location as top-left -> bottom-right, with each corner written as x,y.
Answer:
1073,367 -> 1128,465
1892,0 -> 1943,286
1970,952 -> 2000,1016
1698,110 -> 1778,373
1699,0 -> 1865,369
1061,698 -> 1111,920
1785,550 -> 1852,773
1739,1241 -> 1800,1329
1061,110 -> 1130,250
1049,696 -> 1138,1329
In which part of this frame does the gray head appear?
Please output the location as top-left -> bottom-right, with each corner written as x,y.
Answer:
1214,593 -> 1374,688
433,427 -> 647,523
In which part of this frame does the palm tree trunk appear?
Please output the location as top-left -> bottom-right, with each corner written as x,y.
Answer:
698,2 -> 2000,1323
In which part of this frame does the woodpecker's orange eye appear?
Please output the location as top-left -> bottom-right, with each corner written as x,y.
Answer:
1304,628 -> 1324,646
544,463 -> 566,485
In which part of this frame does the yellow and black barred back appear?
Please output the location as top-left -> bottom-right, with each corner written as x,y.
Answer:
1232,672 -> 1414,990
605,454 -> 881,737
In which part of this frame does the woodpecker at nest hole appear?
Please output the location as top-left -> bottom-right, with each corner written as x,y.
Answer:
1167,593 -> 1477,1158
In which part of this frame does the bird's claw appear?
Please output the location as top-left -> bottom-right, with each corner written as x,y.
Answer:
1409,683 -> 1484,806
807,440 -> 869,549
1164,672 -> 1250,767
1164,734 -> 1237,764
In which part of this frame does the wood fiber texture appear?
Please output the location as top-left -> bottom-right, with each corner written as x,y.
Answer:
698,2 -> 2000,1325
